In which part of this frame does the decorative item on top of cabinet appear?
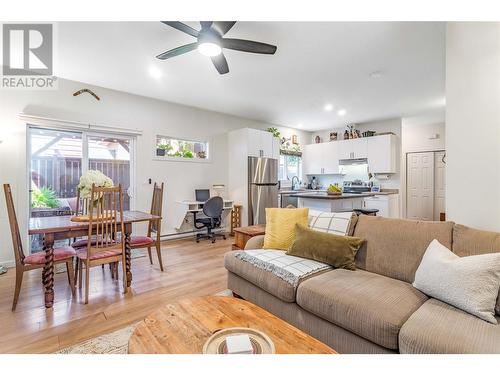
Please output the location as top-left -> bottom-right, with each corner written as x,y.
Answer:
292,135 -> 298,144
329,132 -> 337,141
343,130 -> 349,140
314,136 -> 321,144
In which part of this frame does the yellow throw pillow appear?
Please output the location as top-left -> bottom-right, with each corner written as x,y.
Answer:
263,208 -> 309,250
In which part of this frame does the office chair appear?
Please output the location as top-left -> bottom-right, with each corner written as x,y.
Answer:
194,196 -> 227,243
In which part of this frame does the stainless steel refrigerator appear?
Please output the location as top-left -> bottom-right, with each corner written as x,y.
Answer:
248,156 -> 279,225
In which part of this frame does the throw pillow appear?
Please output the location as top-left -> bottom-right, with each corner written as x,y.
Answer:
286,224 -> 364,270
413,239 -> 500,324
263,208 -> 309,250
308,209 -> 357,236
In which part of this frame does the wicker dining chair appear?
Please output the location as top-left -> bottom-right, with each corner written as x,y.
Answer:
3,184 -> 76,310
74,184 -> 126,304
129,182 -> 164,271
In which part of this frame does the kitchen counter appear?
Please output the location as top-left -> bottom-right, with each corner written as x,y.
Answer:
289,192 -> 372,199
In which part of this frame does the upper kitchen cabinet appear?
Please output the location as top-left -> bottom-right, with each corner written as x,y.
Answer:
247,128 -> 277,158
303,142 -> 341,175
338,138 -> 368,159
367,134 -> 397,174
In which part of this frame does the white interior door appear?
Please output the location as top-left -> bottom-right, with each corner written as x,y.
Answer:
407,152 -> 435,220
434,151 -> 446,220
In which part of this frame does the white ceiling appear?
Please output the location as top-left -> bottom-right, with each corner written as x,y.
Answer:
56,22 -> 445,131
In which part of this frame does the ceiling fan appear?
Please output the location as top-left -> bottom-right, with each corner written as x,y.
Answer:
156,21 -> 277,75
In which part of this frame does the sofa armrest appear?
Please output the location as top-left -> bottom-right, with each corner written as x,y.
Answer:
244,234 -> 265,250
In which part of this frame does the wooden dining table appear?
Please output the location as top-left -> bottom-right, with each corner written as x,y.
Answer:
28,210 -> 161,308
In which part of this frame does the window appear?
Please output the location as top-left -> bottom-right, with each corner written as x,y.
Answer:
279,154 -> 302,181
155,135 -> 209,161
28,126 -> 135,253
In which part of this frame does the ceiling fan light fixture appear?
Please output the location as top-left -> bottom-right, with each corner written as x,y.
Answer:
198,42 -> 222,57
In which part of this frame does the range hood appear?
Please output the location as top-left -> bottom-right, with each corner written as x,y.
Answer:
339,158 -> 368,165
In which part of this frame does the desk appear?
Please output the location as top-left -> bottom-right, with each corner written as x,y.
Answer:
174,199 -> 234,230
28,211 -> 160,308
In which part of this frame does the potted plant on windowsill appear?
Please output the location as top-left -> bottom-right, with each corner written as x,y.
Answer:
156,144 -> 172,156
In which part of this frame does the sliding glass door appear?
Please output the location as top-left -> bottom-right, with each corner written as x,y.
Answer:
28,126 -> 135,253
87,134 -> 133,210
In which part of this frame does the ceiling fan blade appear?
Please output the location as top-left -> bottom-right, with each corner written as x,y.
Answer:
211,53 -> 229,75
200,21 -> 213,30
160,21 -> 199,38
222,38 -> 277,54
213,21 -> 236,35
156,43 -> 198,60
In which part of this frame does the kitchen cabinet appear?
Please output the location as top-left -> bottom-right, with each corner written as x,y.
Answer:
363,194 -> 399,218
303,142 -> 341,175
367,134 -> 397,174
247,128 -> 276,158
338,138 -> 367,160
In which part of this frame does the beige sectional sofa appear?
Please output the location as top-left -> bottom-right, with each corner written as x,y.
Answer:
224,215 -> 500,354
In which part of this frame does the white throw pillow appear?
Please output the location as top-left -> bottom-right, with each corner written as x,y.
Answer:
308,210 -> 354,236
413,239 -> 500,324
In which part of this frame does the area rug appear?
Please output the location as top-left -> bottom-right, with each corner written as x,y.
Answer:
56,324 -> 138,354
56,290 -> 233,354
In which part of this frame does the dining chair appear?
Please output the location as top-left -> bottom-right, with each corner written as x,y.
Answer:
74,184 -> 126,304
3,184 -> 76,310
129,182 -> 164,271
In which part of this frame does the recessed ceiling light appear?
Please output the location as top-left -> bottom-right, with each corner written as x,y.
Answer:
324,104 -> 333,112
337,109 -> 347,116
198,42 -> 222,57
369,71 -> 382,78
149,66 -> 163,79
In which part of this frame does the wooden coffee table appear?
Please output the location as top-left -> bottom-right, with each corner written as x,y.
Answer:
128,296 -> 336,354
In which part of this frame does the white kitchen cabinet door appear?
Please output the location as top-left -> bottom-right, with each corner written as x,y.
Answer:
338,138 -> 367,159
338,140 -> 352,159
303,143 -> 323,175
322,142 -> 340,174
352,138 -> 368,158
367,134 -> 396,173
260,131 -> 274,158
247,128 -> 275,158
247,128 -> 263,157
271,136 -> 281,159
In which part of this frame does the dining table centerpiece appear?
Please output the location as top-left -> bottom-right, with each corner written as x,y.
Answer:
71,170 -> 114,222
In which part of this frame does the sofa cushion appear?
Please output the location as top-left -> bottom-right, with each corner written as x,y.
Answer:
224,251 -> 307,303
296,269 -> 427,349
353,215 -> 454,283
399,299 -> 500,353
453,224 -> 500,315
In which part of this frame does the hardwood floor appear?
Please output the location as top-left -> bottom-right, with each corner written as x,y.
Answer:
0,237 -> 231,353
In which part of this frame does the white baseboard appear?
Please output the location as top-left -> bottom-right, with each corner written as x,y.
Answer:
0,260 -> 15,269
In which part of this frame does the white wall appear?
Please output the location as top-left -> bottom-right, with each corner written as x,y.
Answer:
446,22 -> 500,231
400,111 -> 445,218
310,118 -> 402,192
0,78 -> 310,266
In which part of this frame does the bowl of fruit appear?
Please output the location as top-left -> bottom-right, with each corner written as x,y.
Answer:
327,184 -> 342,195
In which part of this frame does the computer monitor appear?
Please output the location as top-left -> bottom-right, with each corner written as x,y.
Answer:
195,189 -> 210,202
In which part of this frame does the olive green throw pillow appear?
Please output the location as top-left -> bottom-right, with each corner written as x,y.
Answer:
287,224 -> 364,270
